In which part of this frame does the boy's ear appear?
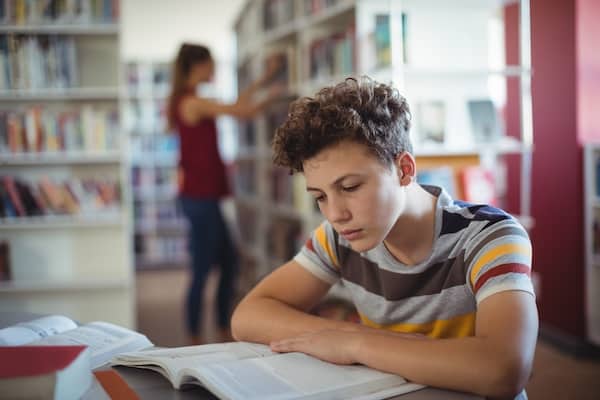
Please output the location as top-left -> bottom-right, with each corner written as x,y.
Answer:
394,152 -> 416,186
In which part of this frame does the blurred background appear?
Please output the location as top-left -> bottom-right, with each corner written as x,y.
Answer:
0,0 -> 599,398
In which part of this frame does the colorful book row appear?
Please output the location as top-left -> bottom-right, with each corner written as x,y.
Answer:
0,175 -> 120,218
0,105 -> 119,154
0,34 -> 77,90
0,0 -> 119,25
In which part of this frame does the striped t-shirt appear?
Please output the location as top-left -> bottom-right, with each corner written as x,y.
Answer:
294,185 -> 534,339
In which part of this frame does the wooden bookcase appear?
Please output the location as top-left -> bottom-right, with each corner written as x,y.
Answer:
0,0 -> 135,328
233,0 -> 533,294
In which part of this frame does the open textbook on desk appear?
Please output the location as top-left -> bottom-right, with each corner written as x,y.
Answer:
0,315 -> 153,369
112,342 -> 425,400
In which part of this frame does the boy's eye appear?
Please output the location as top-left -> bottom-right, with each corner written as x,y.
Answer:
315,196 -> 325,203
342,184 -> 360,192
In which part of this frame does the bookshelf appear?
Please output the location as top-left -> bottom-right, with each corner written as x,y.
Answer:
233,0 -> 533,293
583,144 -> 600,346
124,61 -> 187,270
0,0 -> 135,328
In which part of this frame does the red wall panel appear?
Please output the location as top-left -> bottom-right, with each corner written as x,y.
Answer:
506,0 -> 585,337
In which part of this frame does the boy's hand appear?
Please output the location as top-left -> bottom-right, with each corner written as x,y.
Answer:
270,327 -> 428,365
270,329 -> 361,365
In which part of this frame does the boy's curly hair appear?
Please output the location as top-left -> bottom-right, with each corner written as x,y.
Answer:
272,76 -> 412,173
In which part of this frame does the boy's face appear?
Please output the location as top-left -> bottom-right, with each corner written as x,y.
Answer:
304,140 -> 406,253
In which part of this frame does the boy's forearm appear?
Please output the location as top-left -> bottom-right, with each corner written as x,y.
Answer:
230,297 -> 360,343
354,333 -> 530,398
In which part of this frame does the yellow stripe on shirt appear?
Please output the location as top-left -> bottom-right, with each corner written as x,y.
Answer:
360,312 -> 476,339
469,243 -> 530,287
315,224 -> 339,268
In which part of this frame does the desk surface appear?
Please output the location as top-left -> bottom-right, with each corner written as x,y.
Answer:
86,365 -> 481,400
1,312 -> 482,400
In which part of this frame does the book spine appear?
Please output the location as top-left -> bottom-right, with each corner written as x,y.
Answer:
0,240 -> 11,281
2,176 -> 26,217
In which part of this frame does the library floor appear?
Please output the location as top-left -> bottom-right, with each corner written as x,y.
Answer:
136,268 -> 600,400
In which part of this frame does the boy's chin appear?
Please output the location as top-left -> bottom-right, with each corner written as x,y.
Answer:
346,238 -> 379,253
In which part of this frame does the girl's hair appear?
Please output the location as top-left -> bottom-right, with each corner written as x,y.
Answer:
273,76 -> 412,173
166,43 -> 212,130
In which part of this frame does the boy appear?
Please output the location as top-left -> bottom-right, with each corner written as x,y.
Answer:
231,77 -> 537,399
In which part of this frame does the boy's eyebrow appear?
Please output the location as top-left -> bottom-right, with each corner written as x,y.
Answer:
306,174 -> 362,192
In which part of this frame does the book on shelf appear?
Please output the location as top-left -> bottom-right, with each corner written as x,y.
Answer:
237,59 -> 254,97
125,61 -> 170,97
594,209 -> 600,256
0,345 -> 92,400
264,48 -> 296,89
136,235 -> 187,269
416,100 -> 446,146
111,341 -> 424,400
270,166 -> 293,205
301,0 -> 341,17
233,159 -> 256,196
467,99 -> 501,143
460,165 -> 497,206
374,14 -> 391,68
265,99 -> 290,143
0,34 -> 78,90
238,120 -> 256,149
124,62 -> 140,94
401,12 -> 409,64
267,217 -> 302,261
263,0 -> 295,31
0,314 -> 152,369
0,0 -> 119,25
417,167 -> 457,199
0,240 -> 10,281
151,62 -> 171,96
1,176 -> 26,217
308,24 -> 355,81
0,175 -> 121,219
235,202 -> 258,246
0,105 -> 120,154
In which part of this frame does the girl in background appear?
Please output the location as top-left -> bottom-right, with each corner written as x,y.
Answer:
167,43 -> 277,344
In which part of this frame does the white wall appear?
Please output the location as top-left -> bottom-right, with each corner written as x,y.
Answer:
121,0 -> 245,63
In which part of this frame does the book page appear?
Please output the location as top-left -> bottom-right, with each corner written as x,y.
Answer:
113,342 -> 273,389
32,321 -> 152,369
190,352 -> 419,400
0,315 -> 77,346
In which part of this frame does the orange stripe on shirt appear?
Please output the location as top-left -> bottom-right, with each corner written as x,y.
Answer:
315,224 -> 339,267
474,263 -> 530,293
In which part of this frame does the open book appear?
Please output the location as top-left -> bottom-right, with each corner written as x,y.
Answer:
0,315 -> 153,369
112,342 -> 424,400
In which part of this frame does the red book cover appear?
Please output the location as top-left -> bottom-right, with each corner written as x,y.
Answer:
38,177 -> 66,214
460,166 -> 498,206
0,345 -> 92,400
0,346 -> 87,378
